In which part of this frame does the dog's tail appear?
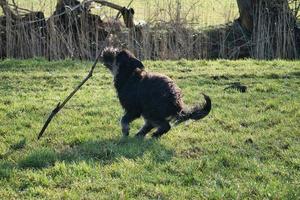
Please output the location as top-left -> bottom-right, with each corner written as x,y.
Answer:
174,94 -> 211,125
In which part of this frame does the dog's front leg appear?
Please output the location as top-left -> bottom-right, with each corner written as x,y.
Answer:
135,121 -> 154,138
152,120 -> 171,138
120,112 -> 139,137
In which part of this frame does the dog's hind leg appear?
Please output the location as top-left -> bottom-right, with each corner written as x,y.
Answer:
152,120 -> 171,138
121,112 -> 140,137
135,121 -> 154,138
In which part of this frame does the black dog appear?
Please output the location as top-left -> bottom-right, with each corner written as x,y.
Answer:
101,47 -> 211,138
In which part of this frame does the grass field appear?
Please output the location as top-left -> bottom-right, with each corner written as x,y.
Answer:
1,0 -> 239,26
0,59 -> 299,199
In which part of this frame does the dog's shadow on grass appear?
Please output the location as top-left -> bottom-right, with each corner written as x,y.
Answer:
61,137 -> 174,164
17,137 -> 174,170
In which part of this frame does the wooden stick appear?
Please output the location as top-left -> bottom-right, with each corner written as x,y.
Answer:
37,54 -> 102,140
38,0 -> 132,140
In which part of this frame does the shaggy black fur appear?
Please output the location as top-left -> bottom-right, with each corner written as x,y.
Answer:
101,47 -> 211,138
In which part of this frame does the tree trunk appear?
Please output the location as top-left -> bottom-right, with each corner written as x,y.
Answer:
237,0 -> 299,59
236,0 -> 255,32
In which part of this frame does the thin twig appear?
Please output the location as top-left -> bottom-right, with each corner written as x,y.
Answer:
37,53 -> 102,140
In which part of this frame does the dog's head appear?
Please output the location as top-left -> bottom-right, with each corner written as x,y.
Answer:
101,47 -> 144,77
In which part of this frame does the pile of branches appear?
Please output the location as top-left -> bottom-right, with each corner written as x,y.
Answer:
0,0 -> 299,60
0,0 -> 136,60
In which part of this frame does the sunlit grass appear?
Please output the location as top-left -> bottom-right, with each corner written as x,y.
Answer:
0,58 -> 299,199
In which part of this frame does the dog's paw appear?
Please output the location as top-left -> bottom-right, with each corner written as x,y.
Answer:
135,133 -> 146,140
151,134 -> 162,139
118,135 -> 128,144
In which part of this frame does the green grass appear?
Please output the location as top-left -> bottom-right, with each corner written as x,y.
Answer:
0,58 -> 299,199
1,0 -> 239,26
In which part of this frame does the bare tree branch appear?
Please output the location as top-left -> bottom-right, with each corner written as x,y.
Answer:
0,0 -> 15,17
8,2 -> 34,14
83,0 -> 135,28
84,0 -> 124,11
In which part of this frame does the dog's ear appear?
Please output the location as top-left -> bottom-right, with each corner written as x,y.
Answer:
116,51 -> 129,67
129,57 -> 144,69
116,50 -> 144,69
